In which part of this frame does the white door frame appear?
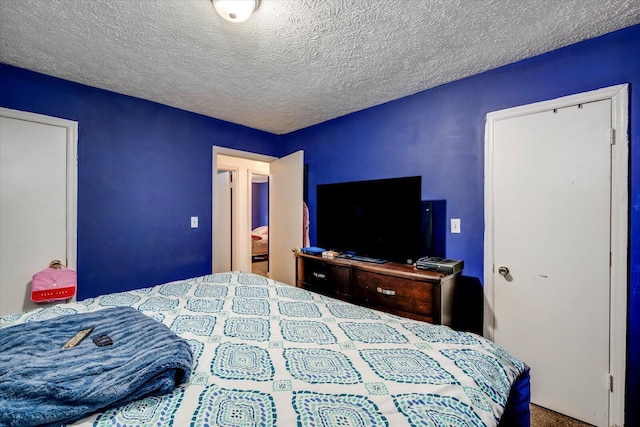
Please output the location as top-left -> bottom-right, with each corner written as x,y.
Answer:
0,107 -> 78,272
484,84 -> 628,427
212,146 -> 276,274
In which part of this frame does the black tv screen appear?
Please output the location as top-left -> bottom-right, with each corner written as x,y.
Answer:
316,176 -> 422,263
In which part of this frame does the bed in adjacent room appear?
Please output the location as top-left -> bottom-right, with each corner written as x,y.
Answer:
0,272 -> 530,426
251,225 -> 269,257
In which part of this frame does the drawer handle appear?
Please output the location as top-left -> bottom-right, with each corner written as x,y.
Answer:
376,287 -> 396,296
313,272 -> 326,279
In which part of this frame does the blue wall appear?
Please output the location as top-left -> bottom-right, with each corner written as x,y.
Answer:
0,64 -> 281,299
282,24 -> 640,425
251,182 -> 269,229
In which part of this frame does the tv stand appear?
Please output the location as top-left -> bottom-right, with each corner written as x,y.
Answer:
295,252 -> 460,325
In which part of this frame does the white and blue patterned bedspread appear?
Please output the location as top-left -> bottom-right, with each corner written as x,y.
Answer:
0,272 -> 528,426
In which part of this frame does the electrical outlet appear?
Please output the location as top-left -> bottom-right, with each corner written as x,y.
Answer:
451,218 -> 461,234
191,216 -> 198,228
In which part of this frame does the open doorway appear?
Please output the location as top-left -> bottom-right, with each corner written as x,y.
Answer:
212,146 -> 303,285
250,173 -> 269,277
214,152 -> 271,273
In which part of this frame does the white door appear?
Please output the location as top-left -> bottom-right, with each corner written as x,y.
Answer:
214,170 -> 232,273
269,151 -> 303,285
490,100 -> 611,425
0,109 -> 77,316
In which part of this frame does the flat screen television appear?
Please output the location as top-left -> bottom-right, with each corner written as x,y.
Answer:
316,176 -> 422,264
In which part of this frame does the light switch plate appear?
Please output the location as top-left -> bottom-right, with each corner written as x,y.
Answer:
191,216 -> 198,228
451,218 -> 461,233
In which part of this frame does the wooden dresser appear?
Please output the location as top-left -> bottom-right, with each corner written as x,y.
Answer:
295,252 -> 459,325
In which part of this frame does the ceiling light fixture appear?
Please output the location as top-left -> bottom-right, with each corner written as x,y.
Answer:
212,0 -> 259,23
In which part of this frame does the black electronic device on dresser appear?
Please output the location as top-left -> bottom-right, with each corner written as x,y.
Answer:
416,257 -> 464,275
309,175 -> 466,325
316,176 -> 424,264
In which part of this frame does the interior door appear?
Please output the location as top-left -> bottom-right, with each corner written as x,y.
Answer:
269,150 -> 303,285
491,100 -> 611,425
214,170 -> 232,273
0,110 -> 76,316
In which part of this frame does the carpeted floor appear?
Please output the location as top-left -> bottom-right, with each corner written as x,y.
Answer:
252,260 -> 268,277
530,404 -> 594,426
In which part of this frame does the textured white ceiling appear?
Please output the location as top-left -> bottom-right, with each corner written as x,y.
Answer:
1,0 -> 639,134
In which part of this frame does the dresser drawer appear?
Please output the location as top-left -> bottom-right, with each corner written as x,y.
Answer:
351,270 -> 435,318
297,257 -> 350,298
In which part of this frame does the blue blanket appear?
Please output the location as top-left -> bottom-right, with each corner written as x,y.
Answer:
0,307 -> 192,426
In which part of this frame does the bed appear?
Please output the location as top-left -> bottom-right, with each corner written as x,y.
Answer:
252,225 -> 269,257
0,272 -> 530,426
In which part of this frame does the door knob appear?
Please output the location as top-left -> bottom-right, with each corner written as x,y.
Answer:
498,266 -> 510,276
